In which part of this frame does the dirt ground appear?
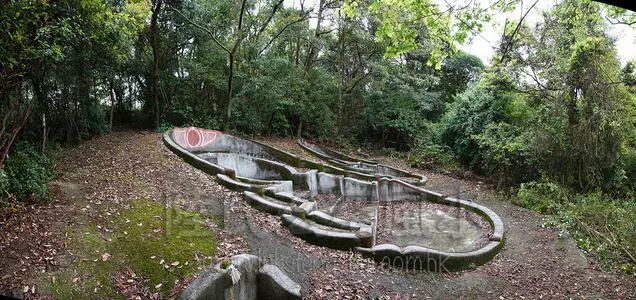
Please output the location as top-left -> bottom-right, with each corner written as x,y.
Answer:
1,131 -> 634,299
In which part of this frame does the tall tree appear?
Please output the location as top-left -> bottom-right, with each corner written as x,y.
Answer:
151,0 -> 163,128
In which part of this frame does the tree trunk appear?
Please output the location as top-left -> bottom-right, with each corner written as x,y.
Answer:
0,85 -> 31,170
304,0 -> 326,72
151,0 -> 162,129
32,75 -> 48,153
42,114 -> 47,154
225,52 -> 234,129
224,0 -> 248,130
337,14 -> 346,133
109,79 -> 116,131
296,120 -> 302,138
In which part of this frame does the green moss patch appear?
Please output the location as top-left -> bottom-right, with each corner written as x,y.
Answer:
44,198 -> 217,298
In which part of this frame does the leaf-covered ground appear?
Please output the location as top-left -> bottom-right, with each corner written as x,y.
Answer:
0,131 -> 247,299
0,130 -> 634,299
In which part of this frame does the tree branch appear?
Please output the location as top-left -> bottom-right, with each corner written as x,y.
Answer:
499,0 -> 540,64
255,0 -> 285,38
605,16 -> 636,26
168,4 -> 231,54
258,12 -> 310,56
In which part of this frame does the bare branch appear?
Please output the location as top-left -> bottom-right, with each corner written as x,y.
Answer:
605,16 -> 636,26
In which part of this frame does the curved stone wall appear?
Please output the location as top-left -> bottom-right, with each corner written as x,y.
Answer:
297,138 -> 427,185
163,127 -> 505,272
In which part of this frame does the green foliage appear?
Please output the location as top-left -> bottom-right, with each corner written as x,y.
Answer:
156,121 -> 174,133
358,89 -> 426,150
517,179 -> 569,214
520,181 -> 636,272
473,122 -> 536,186
85,104 -> 110,137
3,142 -> 55,202
543,36 -> 628,192
342,0 -> 506,64
491,0 -> 632,193
357,58 -> 441,150
407,123 -> 459,172
438,52 -> 484,104
0,169 -> 8,199
556,193 -> 636,272
440,86 -> 516,168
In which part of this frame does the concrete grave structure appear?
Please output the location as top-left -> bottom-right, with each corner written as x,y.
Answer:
164,127 -> 505,275
180,254 -> 301,300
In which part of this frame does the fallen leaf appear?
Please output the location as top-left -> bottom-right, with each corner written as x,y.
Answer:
102,252 -> 112,262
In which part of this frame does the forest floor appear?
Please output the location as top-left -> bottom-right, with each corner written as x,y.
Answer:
0,130 -> 635,299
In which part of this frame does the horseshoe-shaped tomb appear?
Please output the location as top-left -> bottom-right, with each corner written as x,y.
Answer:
163,127 -> 505,271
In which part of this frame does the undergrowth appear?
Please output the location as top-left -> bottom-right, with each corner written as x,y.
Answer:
517,180 -> 635,273
1,141 -> 56,204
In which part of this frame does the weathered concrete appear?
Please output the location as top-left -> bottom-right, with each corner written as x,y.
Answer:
297,138 -> 427,185
180,254 -> 301,300
380,204 -> 487,252
281,214 -> 372,250
244,191 -> 293,215
165,127 -> 506,271
257,264 -> 302,300
307,210 -> 365,230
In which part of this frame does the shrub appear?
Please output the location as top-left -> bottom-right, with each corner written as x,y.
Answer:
85,104 -> 110,137
440,87 -> 514,168
357,90 -> 428,150
407,123 -> 459,171
156,121 -> 174,133
0,169 -> 8,199
473,122 -> 537,186
517,179 -> 569,214
3,142 -> 55,202
408,142 -> 458,172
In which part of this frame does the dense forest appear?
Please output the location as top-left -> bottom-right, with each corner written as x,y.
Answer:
1,0 -> 635,273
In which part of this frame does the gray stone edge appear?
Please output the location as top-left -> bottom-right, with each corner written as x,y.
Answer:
354,240 -> 503,271
307,210 -> 365,231
281,214 -> 373,250
258,264 -> 302,300
180,254 -> 302,300
297,138 -> 426,185
244,191 -> 293,215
